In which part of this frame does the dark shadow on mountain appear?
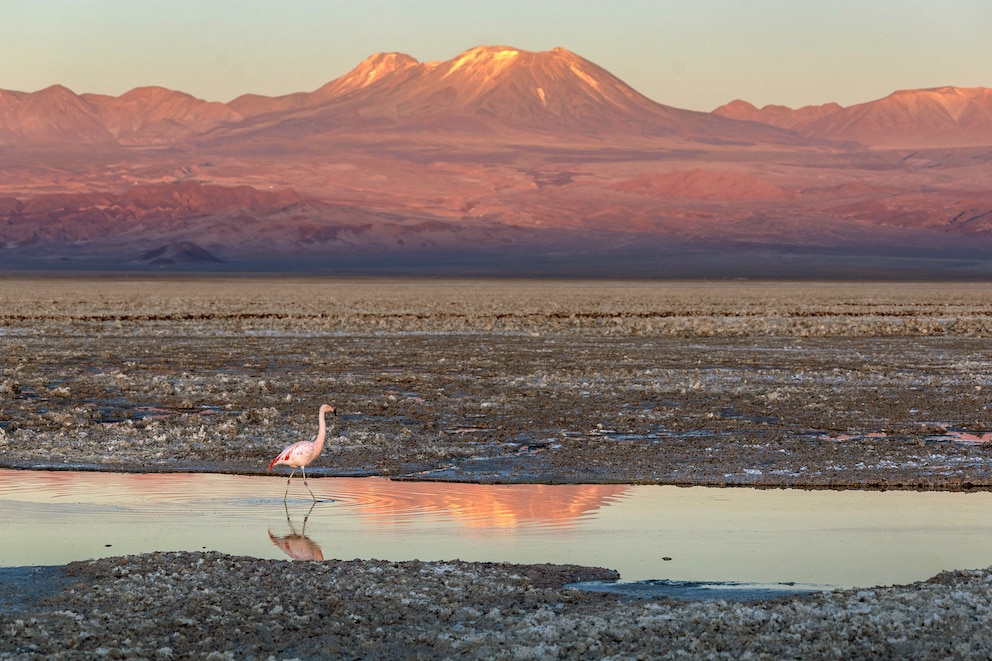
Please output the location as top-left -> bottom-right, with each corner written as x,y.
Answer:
133,241 -> 224,266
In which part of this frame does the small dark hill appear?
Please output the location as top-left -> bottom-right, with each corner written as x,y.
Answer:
134,241 -> 223,266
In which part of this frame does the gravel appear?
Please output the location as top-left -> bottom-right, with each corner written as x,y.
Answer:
3,552 -> 992,659
3,278 -> 992,657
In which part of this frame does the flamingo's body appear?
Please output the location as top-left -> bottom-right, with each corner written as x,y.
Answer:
268,404 -> 335,501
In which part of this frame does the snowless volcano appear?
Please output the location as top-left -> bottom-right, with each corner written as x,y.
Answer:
2,45 -> 992,277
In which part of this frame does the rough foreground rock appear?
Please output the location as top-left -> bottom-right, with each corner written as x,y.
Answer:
2,552 -> 991,659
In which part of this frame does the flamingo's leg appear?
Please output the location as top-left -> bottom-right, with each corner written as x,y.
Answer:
302,465 -> 317,502
284,467 -> 297,502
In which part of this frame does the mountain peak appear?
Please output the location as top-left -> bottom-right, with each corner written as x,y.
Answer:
893,85 -> 989,98
442,45 -> 522,68
434,45 -> 531,85
86,85 -> 241,142
435,45 -> 592,79
213,44 -> 800,144
228,51 -> 419,116
715,84 -> 992,147
32,84 -> 80,99
800,85 -> 992,146
316,51 -> 420,98
1,83 -> 111,144
397,44 -> 667,128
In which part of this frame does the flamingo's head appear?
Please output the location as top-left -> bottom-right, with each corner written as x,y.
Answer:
320,404 -> 336,416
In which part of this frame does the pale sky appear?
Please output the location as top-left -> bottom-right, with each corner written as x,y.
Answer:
1,0 -> 990,111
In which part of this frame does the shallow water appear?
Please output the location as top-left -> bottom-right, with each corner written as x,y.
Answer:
2,469 -> 992,592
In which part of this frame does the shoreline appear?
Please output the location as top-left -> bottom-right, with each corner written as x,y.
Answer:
4,461 -> 992,492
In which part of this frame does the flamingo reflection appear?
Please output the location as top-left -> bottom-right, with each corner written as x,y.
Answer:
268,501 -> 324,561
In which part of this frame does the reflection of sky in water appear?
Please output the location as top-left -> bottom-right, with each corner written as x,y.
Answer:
2,469 -> 992,590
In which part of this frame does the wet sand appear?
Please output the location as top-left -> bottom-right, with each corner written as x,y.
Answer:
3,278 -> 992,657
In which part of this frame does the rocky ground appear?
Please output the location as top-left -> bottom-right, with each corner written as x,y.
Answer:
3,552 -> 992,659
2,279 -> 992,488
3,278 -> 992,657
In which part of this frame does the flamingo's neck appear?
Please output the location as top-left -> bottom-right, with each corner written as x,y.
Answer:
313,408 -> 329,454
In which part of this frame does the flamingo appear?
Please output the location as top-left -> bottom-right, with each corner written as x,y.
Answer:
268,404 -> 335,502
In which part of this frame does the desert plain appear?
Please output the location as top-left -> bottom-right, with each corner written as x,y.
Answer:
3,277 -> 992,658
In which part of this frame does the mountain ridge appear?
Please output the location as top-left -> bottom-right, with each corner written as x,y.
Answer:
1,45 -> 991,275
712,99 -> 844,131
713,85 -> 992,147
2,47 -> 989,148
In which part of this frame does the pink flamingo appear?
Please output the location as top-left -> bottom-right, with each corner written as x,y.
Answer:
268,404 -> 335,502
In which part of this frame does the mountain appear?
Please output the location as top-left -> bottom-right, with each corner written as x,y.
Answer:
205,45 -> 803,147
228,52 -> 419,117
6,48 -> 987,150
2,46 -> 992,276
0,85 -> 111,144
335,45 -> 685,131
134,241 -> 223,265
0,84 -> 241,146
801,86 -> 992,147
85,86 -> 243,143
0,46 -> 797,149
712,100 -> 843,131
714,86 -> 992,148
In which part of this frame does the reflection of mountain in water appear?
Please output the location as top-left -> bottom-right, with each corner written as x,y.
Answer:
0,471 -> 206,503
0,474 -> 630,529
333,481 -> 631,529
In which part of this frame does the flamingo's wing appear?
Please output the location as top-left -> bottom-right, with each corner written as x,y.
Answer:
269,441 -> 303,470
268,440 -> 316,471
